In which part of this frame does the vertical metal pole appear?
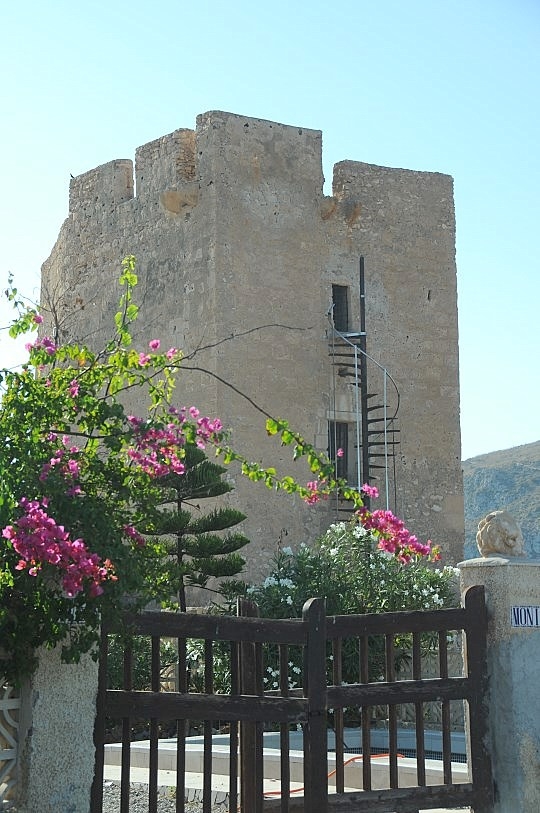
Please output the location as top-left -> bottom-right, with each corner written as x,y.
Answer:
354,345 -> 361,489
329,306 -> 340,519
359,258 -> 370,496
383,371 -> 390,509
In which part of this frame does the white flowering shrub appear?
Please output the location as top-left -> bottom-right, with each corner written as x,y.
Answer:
220,519 -> 459,696
242,520 -> 458,619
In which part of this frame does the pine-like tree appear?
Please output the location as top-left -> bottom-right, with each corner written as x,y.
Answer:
148,444 -> 250,611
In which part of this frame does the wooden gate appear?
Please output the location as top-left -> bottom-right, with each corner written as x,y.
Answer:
92,586 -> 493,813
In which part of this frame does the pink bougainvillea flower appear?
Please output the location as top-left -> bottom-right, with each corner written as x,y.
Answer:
126,420 -> 186,478
123,524 -> 146,547
196,415 -> 223,440
361,483 -> 379,499
25,336 -> 57,356
356,505 -> 436,563
66,459 -> 80,477
125,408 -> 223,478
303,480 -> 327,505
149,339 -> 160,351
33,313 -> 44,324
2,498 -> 116,598
336,447 -> 344,457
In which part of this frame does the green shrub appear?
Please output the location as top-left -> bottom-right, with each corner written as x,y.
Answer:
106,634 -> 178,691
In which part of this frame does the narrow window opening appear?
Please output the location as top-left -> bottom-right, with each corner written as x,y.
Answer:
328,421 -> 349,480
331,285 -> 349,332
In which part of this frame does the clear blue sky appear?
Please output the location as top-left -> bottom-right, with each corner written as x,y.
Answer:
1,0 -> 538,461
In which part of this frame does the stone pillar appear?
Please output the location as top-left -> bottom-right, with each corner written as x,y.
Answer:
16,645 -> 98,813
459,556 -> 540,813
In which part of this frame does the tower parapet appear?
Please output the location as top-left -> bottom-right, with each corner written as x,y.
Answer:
135,128 -> 197,208
69,159 -> 134,217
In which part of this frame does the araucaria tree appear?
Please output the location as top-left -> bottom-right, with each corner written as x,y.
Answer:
146,444 -> 250,611
0,257 -> 440,686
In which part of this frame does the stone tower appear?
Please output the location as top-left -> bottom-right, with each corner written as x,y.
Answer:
41,110 -> 463,578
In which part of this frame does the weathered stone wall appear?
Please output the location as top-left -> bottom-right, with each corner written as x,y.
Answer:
41,110 -> 463,584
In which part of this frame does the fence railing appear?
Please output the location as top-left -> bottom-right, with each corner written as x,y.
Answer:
92,585 -> 493,813
0,682 -> 20,806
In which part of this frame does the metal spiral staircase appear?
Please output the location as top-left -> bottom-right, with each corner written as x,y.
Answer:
328,258 -> 400,514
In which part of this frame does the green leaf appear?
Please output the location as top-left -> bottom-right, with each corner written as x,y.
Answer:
266,418 -> 279,435
281,429 -> 294,445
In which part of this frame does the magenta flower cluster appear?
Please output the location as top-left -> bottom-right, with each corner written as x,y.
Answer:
126,407 -> 223,479
123,524 -> 146,547
189,410 -> 224,446
138,339 -> 178,366
304,480 -> 329,505
302,472 -> 435,562
127,417 -> 186,477
24,336 -> 57,355
2,497 -> 116,598
39,434 -> 82,497
361,482 -> 379,499
357,506 -> 438,563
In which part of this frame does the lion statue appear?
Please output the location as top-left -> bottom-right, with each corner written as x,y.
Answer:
476,510 -> 525,558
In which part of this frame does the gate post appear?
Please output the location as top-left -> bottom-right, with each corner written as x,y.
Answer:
238,598 -> 263,813
460,554 -> 540,813
15,643 -> 98,813
302,597 -> 328,813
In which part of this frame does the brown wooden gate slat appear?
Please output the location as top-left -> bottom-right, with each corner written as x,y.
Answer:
239,598 -> 262,813
105,689 -> 309,722
303,598 -> 328,813
412,631 -> 426,788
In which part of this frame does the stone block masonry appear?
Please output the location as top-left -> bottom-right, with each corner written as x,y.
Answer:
41,110 -> 463,584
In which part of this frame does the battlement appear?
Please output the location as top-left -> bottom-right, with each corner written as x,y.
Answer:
135,128 -> 196,203
67,112 -> 454,238
69,158 -> 134,214
331,159 -> 455,236
67,111 -> 328,216
68,129 -> 198,217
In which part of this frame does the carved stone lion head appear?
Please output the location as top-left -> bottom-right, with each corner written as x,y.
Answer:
476,510 -> 525,558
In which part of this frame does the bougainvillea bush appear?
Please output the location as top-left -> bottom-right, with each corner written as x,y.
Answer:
0,257 -> 442,686
0,260 -> 220,682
